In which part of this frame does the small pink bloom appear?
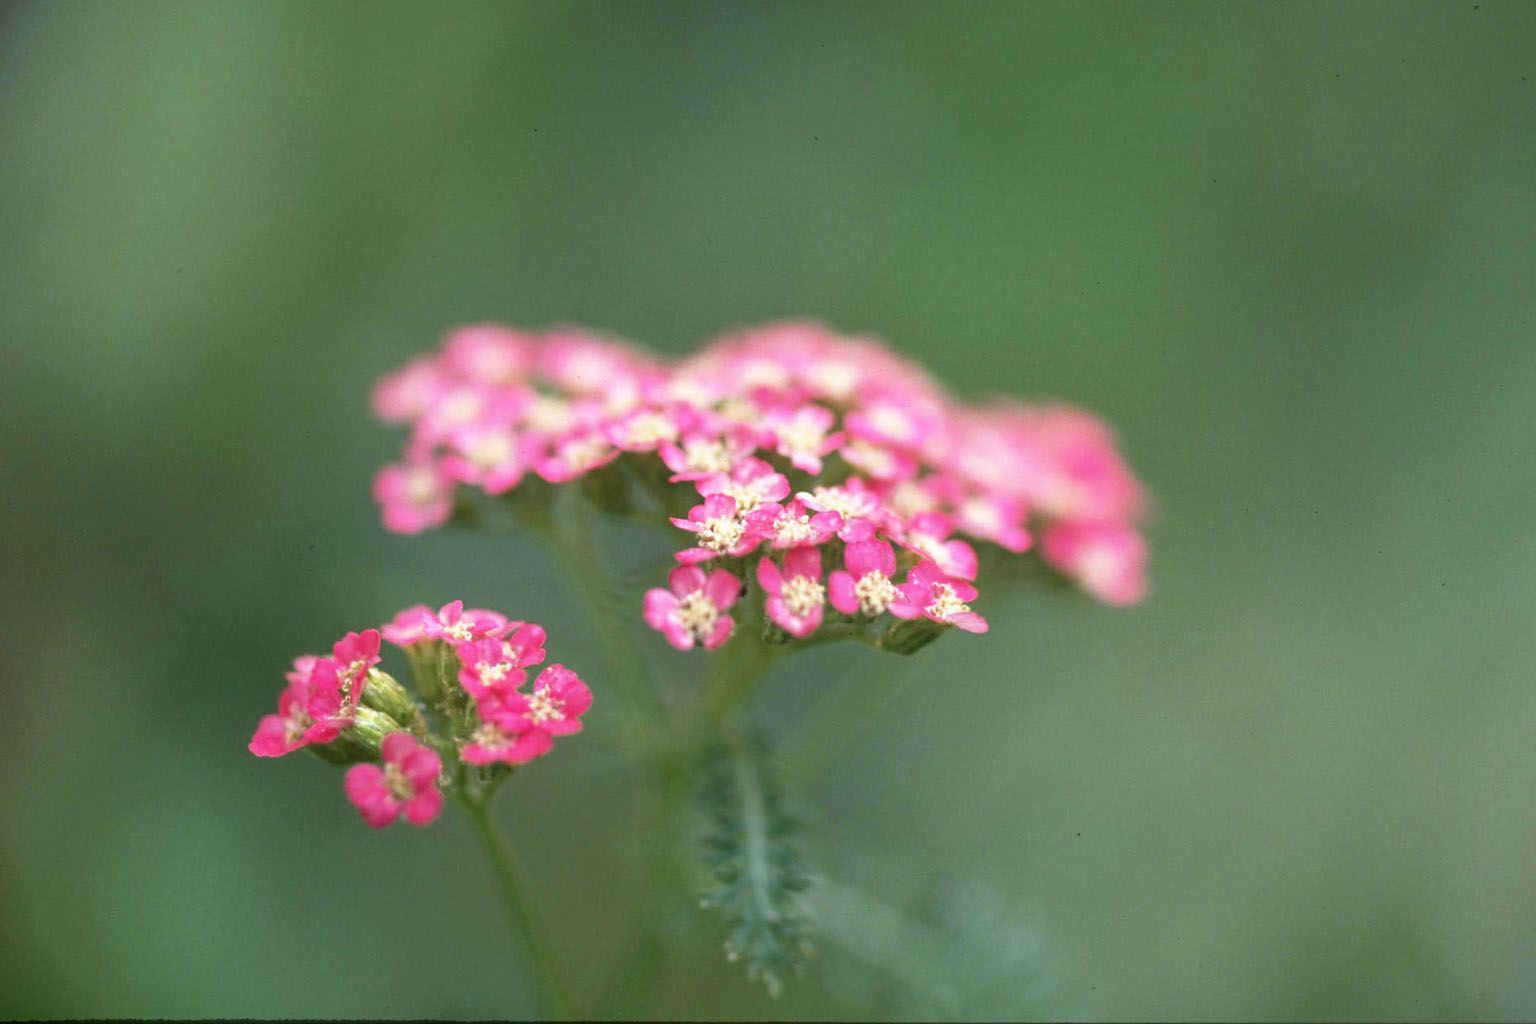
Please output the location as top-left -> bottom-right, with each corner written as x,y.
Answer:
371,356 -> 447,423
762,403 -> 843,474
535,428 -> 620,483
955,494 -> 1033,553
439,324 -> 535,387
828,538 -> 900,617
799,477 -> 886,540
744,498 -> 842,550
441,422 -> 529,495
373,459 -> 454,535
331,629 -> 381,712
461,709 -> 555,765
893,512 -> 979,581
344,732 -> 444,828
1040,520 -> 1148,606
757,547 -> 826,638
659,432 -> 747,482
696,456 -> 790,514
605,406 -> 682,452
643,566 -> 742,650
422,600 -> 510,645
455,623 -> 547,703
249,657 -> 353,757
670,493 -> 758,564
845,394 -> 944,449
380,604 -> 434,646
839,438 -> 917,482
889,561 -> 988,634
493,664 -> 592,742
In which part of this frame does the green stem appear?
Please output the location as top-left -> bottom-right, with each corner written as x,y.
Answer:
527,489 -> 667,748
594,635 -> 780,1015
462,794 -> 572,1019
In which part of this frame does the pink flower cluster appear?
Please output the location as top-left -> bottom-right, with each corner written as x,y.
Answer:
249,601 -> 592,829
371,322 -> 1150,650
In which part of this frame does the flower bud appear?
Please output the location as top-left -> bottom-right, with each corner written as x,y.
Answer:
306,706 -> 404,765
361,667 -> 418,725
878,617 -> 945,656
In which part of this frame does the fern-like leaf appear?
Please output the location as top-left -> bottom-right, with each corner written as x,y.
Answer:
696,730 -> 815,996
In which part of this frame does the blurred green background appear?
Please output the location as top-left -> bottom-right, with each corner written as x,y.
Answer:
3,1 -> 1535,1019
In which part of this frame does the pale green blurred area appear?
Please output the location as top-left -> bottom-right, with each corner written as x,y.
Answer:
3,0 -> 1535,1018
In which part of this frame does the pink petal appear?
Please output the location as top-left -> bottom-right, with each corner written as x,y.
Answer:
783,545 -> 822,580
380,732 -> 417,764
756,556 -> 784,595
403,786 -> 444,826
704,569 -> 743,609
667,565 -> 708,597
827,571 -> 859,614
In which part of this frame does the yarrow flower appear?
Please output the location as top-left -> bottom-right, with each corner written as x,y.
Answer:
345,732 -> 444,828
369,321 -> 1152,654
644,566 -> 742,651
249,603 -> 593,828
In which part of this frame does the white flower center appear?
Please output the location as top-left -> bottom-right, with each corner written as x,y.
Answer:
445,620 -> 476,643
524,687 -> 565,724
526,395 -> 575,433
283,707 -> 312,743
479,662 -> 511,685
925,583 -> 972,622
853,571 -> 896,616
468,433 -> 514,469
684,440 -> 732,474
782,575 -> 825,619
621,413 -> 674,447
562,436 -> 610,472
697,515 -> 745,552
404,467 -> 441,506
383,762 -> 415,801
678,591 -> 720,643
774,512 -> 816,545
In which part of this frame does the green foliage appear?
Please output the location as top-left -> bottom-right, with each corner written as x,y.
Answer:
696,731 -> 815,996
814,872 -> 1061,1020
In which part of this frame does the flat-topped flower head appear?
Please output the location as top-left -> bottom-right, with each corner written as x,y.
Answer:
828,538 -> 900,618
644,566 -> 742,650
890,561 -> 988,634
249,657 -> 352,757
344,732 -> 444,828
1040,520 -> 1148,606
758,547 -> 826,638
671,493 -> 758,564
373,460 -> 454,535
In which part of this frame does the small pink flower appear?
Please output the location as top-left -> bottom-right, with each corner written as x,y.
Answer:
744,498 -> 843,550
1040,520 -> 1148,606
799,478 -> 885,540
373,459 -> 455,535
422,600 -> 510,645
535,428 -> 620,483
828,538 -> 900,617
670,493 -> 758,564
331,629 -> 381,711
461,707 -> 556,766
658,425 -> 757,482
889,561 -> 988,634
762,403 -> 843,474
696,456 -> 790,514
380,604 -> 434,646
605,406 -> 682,452
441,421 -> 529,495
491,663 -> 592,743
839,438 -> 917,482
845,394 -> 943,449
371,356 -> 446,423
344,732 -> 444,828
249,657 -> 353,757
955,494 -> 1033,554
456,623 -> 547,703
440,324 -> 535,387
643,566 -> 742,650
893,512 -> 979,581
757,547 -> 826,638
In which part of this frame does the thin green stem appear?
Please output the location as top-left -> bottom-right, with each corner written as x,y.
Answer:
461,794 -> 572,1019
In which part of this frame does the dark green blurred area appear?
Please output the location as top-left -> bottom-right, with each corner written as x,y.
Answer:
3,1 -> 1535,1018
